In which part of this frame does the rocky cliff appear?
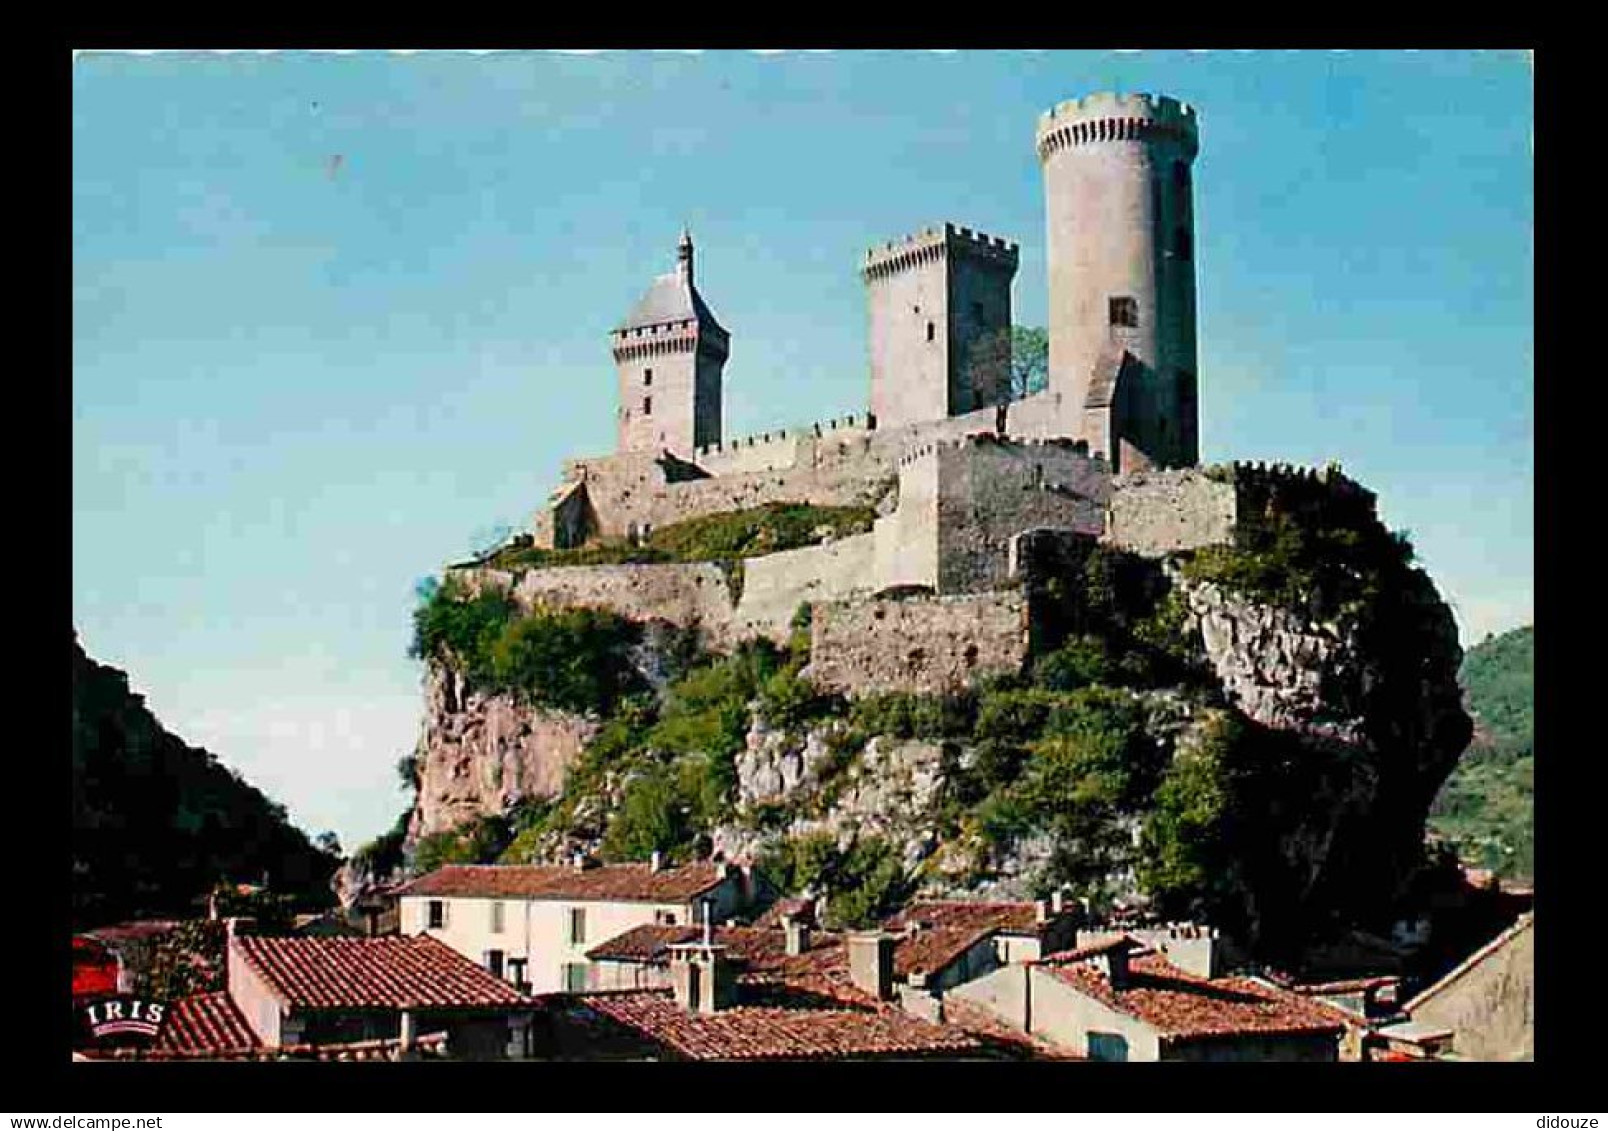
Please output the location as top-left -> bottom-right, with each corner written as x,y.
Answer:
408,662 -> 600,842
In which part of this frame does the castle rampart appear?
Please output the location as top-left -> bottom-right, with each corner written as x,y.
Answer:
806,588 -> 1030,698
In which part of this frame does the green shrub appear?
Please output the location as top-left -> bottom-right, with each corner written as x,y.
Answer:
848,692 -> 975,740
413,815 -> 514,874
488,606 -> 643,714
601,767 -> 691,861
1031,636 -> 1112,691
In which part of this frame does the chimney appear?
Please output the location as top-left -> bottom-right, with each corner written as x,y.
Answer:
398,1007 -> 418,1060
846,931 -> 896,1001
650,850 -> 663,873
668,942 -> 736,1014
782,913 -> 812,957
1050,889 -> 1065,915
1035,899 -> 1050,924
701,897 -> 716,944
571,851 -> 588,871
1097,940 -> 1134,989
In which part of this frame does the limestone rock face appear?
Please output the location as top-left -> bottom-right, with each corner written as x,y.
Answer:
1182,578 -> 1367,746
408,663 -> 600,843
717,727 -> 949,875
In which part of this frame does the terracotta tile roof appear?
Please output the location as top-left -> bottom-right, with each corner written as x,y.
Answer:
1290,975 -> 1400,996
157,992 -> 260,1055
232,934 -> 530,1011
572,988 -> 979,1061
891,926 -> 994,978
883,900 -> 1057,937
590,918 -> 1003,986
395,862 -> 728,904
1040,934 -> 1143,964
1038,952 -> 1347,1043
750,897 -> 818,929
586,924 -> 851,983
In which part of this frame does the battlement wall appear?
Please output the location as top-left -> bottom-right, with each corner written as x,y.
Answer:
806,588 -> 1029,698
1227,460 -> 1378,526
862,222 -> 1020,281
694,412 -> 877,477
1036,91 -> 1199,161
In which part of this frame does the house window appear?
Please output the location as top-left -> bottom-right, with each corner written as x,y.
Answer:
642,396 -> 652,416
567,907 -> 587,946
484,949 -> 504,979
1088,1031 -> 1130,1061
427,900 -> 446,929
926,321 -> 935,342
507,957 -> 527,988
1109,296 -> 1138,328
654,910 -> 679,926
490,901 -> 505,934
563,962 -> 589,992
644,368 -> 653,387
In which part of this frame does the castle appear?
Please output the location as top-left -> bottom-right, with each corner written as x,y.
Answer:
466,92 -> 1372,695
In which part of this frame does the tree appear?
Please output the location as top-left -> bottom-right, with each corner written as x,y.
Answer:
314,830 -> 343,858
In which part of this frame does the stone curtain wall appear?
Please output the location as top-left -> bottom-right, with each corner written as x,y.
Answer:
732,532 -> 878,642
455,564 -> 740,645
546,432 -> 895,547
806,589 -> 1029,697
1104,468 -> 1236,556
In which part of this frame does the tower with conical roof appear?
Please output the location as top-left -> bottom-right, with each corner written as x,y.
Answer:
612,230 -> 730,456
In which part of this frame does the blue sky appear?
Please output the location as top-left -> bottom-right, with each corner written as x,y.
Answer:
72,50 -> 1533,849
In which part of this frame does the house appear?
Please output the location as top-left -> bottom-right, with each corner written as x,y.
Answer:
883,898 -> 1080,978
78,925 -> 537,1061
225,930 -> 536,1058
1385,911 -> 1534,1061
394,856 -> 757,994
950,936 -> 1348,1061
538,925 -> 986,1061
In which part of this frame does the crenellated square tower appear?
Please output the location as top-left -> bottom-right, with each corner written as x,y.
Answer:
862,223 -> 1019,431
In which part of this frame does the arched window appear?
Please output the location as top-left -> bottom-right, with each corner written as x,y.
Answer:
642,396 -> 652,416
1109,296 -> 1138,328
1174,227 -> 1192,261
926,321 -> 936,343
1173,160 -> 1191,196
644,368 -> 653,387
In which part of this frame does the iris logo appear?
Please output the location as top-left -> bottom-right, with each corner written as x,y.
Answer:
78,996 -> 168,1046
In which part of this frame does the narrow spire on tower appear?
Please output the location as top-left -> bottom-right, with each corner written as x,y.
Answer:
677,226 -> 694,284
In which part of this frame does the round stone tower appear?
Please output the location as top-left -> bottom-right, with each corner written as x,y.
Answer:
1036,92 -> 1199,471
